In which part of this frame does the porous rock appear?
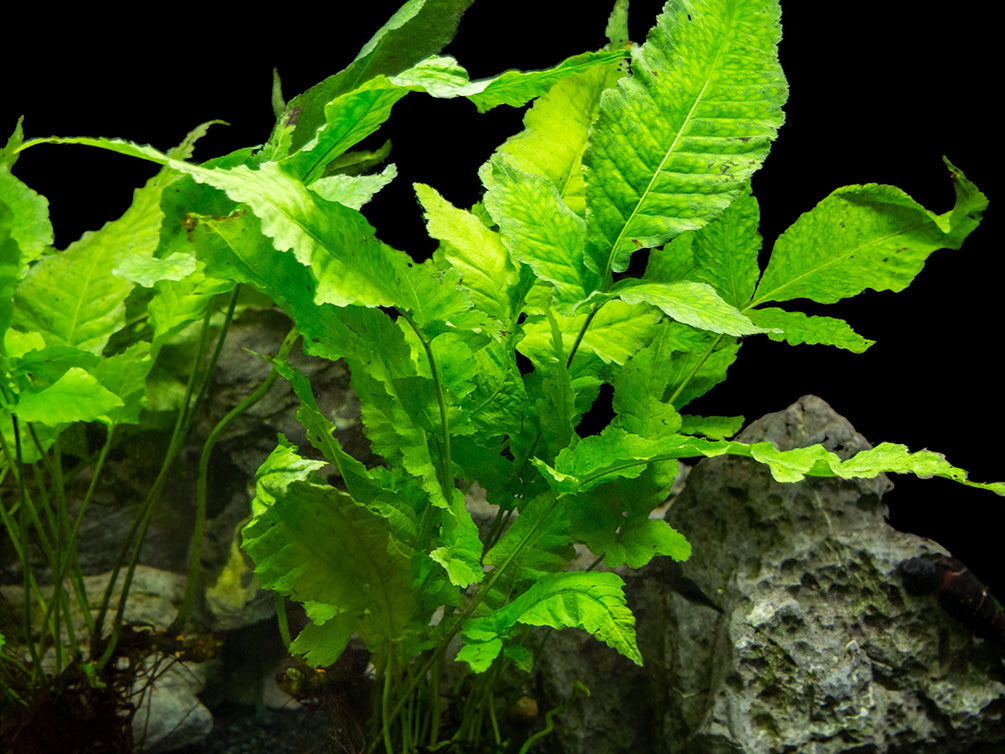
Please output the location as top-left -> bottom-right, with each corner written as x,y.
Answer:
533,395 -> 1005,754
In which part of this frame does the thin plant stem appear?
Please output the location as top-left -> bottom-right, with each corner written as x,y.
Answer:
565,302 -> 603,369
665,332 -> 723,408
402,313 -> 452,497
11,416 -> 42,679
170,325 -> 301,634
93,289 -> 239,667
381,655 -> 395,754
44,424 -> 117,641
274,591 -> 293,651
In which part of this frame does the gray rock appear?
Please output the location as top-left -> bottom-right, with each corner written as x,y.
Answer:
533,395 -> 1005,754
0,565 -> 187,644
132,658 -> 213,753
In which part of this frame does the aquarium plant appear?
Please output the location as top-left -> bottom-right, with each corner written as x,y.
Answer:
1,0 -> 999,751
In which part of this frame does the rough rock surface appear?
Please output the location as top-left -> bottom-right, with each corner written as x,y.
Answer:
533,395 -> 1005,754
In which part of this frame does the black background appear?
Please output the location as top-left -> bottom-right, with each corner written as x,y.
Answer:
3,3 -> 1001,591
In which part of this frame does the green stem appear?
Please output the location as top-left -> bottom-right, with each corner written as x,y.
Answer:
93,289 -> 239,667
402,314 -> 452,497
169,326 -> 301,635
665,332 -> 723,407
517,681 -> 590,754
274,592 -> 293,652
50,424 -> 117,640
381,655 -> 396,754
9,416 -> 43,679
565,303 -> 603,369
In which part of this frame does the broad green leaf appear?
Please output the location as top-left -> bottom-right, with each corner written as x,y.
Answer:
90,342 -> 153,425
0,225 -> 20,345
0,164 -> 52,265
0,167 -> 43,341
522,312 -> 578,464
113,252 -> 197,286
249,435 -> 327,517
535,427 -> 656,494
484,158 -> 598,313
519,298 -> 662,367
188,210 -> 345,351
425,331 -> 479,411
390,50 -> 628,112
639,187 -> 764,314
288,610 -> 359,667
415,182 -> 517,325
617,517 -> 691,568
498,571 -> 642,666
455,632 -> 504,673
654,322 -> 740,408
824,443 -> 1005,495
180,160 -> 406,306
181,158 -> 473,329
584,0 -> 786,278
535,429 -> 1005,497
146,263 -> 234,355
483,64 -> 620,215
286,0 -> 476,151
467,49 -> 628,112
680,414 -> 744,440
352,0 -> 474,72
461,340 -> 529,438
13,366 -> 123,424
612,280 -> 772,336
429,488 -> 484,587
309,163 -> 397,209
292,305 -> 451,507
643,230 -> 696,285
271,359 -> 421,544
750,307 -> 874,353
12,161 -> 169,353
280,77 -> 409,183
752,160 -> 987,306
6,344 -> 98,390
279,33 -> 624,178
458,570 -> 642,671
393,258 -> 486,339
687,185 -> 762,308
483,493 -> 575,601
15,137 -> 418,313
243,444 -> 419,652
607,335 -> 684,506
570,504 -> 690,569
613,349 -> 682,437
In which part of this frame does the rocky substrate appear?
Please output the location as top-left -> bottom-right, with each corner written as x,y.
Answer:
167,704 -> 352,754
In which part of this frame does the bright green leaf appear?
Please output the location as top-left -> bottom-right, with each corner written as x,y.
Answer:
584,0 -> 787,277
484,158 -> 598,313
752,160 -> 987,306
750,307 -> 874,353
13,367 -> 123,424
612,280 -> 773,337
500,571 -> 642,666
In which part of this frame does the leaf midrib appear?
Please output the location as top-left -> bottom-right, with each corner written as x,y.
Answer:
603,15 -> 733,283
